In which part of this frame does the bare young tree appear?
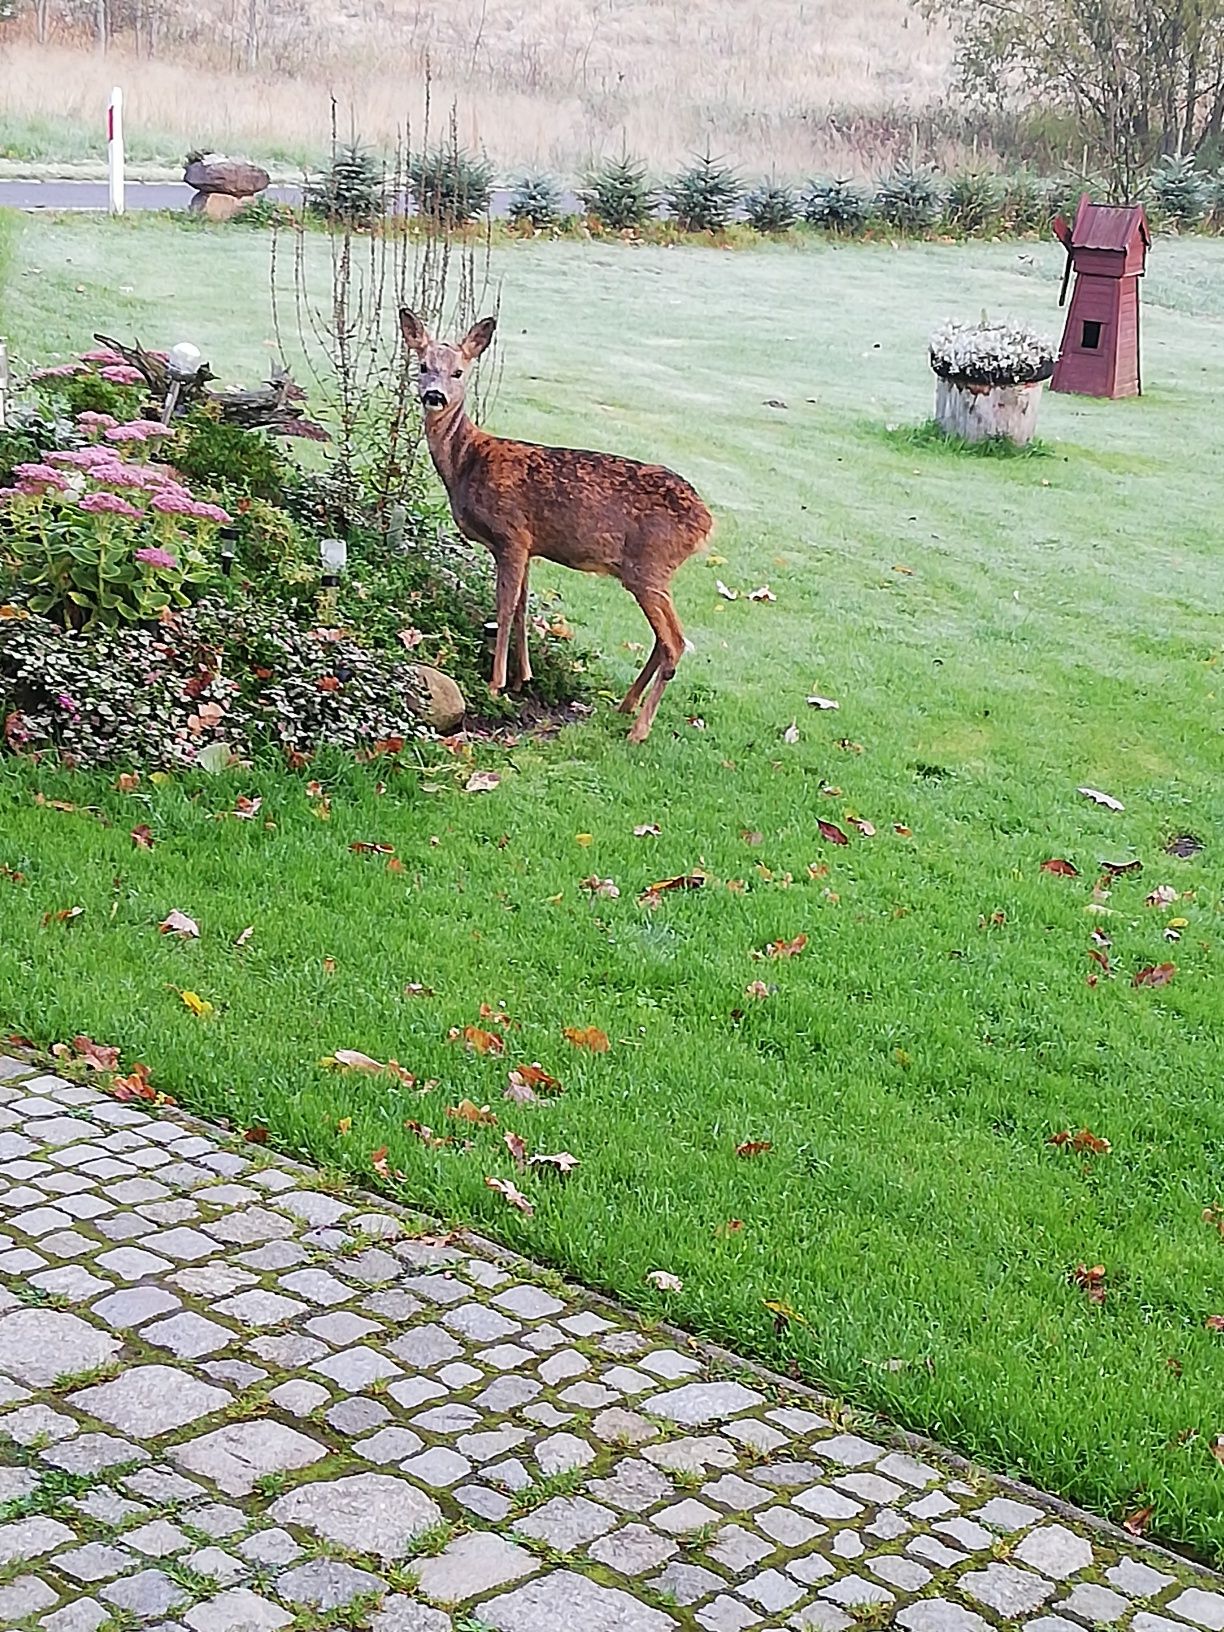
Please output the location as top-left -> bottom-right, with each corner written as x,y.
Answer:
917,0 -> 1224,198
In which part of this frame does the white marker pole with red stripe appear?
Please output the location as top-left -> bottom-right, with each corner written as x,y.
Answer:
107,87 -> 125,215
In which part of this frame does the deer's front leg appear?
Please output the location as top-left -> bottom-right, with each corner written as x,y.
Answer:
491,547 -> 530,696
512,569 -> 533,688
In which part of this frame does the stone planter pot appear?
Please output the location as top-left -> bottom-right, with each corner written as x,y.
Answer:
932,374 -> 1047,446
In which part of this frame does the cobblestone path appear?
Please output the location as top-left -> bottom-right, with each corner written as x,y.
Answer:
0,1053 -> 1220,1632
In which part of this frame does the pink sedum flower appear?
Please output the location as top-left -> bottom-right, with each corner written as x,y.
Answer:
150,491 -> 200,517
81,348 -> 125,366
78,492 -> 143,518
76,411 -> 119,430
135,546 -> 178,570
31,363 -> 85,379
105,424 -> 152,443
13,463 -> 70,492
98,364 -> 144,385
191,501 -> 231,525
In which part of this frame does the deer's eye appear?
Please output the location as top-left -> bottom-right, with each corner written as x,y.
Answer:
451,370 -> 462,378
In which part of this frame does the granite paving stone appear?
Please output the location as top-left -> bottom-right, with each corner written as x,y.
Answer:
0,1056 -> 1217,1632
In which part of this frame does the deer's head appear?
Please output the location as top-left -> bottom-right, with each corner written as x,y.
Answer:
399,309 -> 496,418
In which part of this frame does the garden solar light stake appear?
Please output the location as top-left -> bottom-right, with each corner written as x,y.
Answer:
107,86 -> 124,217
0,341 -> 9,430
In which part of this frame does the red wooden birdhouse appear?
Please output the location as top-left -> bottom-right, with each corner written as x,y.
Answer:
1050,195 -> 1150,398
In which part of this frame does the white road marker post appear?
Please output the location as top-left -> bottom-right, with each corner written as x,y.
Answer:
107,86 -> 125,216
0,342 -> 9,430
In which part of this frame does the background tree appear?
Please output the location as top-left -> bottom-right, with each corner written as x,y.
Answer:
916,0 -> 1224,198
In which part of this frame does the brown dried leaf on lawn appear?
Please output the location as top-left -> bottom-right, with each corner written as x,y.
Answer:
449,1025 -> 505,1056
328,1048 -> 388,1074
817,820 -> 849,846
504,1130 -> 528,1168
580,875 -> 621,899
1133,963 -> 1176,988
447,1099 -> 498,1127
715,579 -> 739,601
403,1120 -> 449,1150
748,585 -> 776,602
116,772 -> 140,793
806,695 -> 840,711
1166,833 -> 1203,859
1078,786 -> 1125,811
233,795 -> 263,820
509,1063 -> 562,1095
131,824 -> 155,851
530,1151 -> 580,1176
646,1269 -> 683,1292
478,1003 -> 516,1029
745,980 -> 772,999
764,1298 -> 808,1330
234,926 -> 255,948
740,830 -> 763,846
1145,884 -> 1178,907
370,1144 -> 408,1180
760,933 -> 807,959
562,1025 -> 610,1052
1041,858 -> 1079,877
159,909 -> 200,939
243,1125 -> 269,1144
736,1140 -> 773,1158
894,824 -> 913,837
404,983 -> 435,997
1088,947 -> 1113,977
1048,1128 -> 1111,1155
465,770 -> 501,794
850,818 -> 876,838
59,1035 -> 120,1072
350,841 -> 395,855
1071,1263 -> 1107,1304
1101,858 -> 1142,876
782,722 -> 800,745
1123,1506 -> 1153,1537
42,905 -> 84,927
111,1062 -> 165,1104
484,1175 -> 534,1215
638,872 -> 707,910
1206,1315 -> 1224,1333
633,823 -> 661,837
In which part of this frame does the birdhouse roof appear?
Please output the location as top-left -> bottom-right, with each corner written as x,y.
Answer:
1071,196 -> 1150,252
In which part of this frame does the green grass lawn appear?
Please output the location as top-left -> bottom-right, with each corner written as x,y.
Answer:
3,212 -> 1224,1558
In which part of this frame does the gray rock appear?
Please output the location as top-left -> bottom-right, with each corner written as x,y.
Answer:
400,1446 -> 471,1486
311,1344 -> 402,1389
184,1543 -> 248,1585
143,1311 -> 235,1358
1014,1523 -> 1094,1580
93,1286 -> 182,1328
976,1495 -> 1043,1530
867,1555 -> 931,1591
0,1308 -> 120,1384
42,1603 -> 113,1632
54,1541 -> 139,1581
184,1587 -> 293,1630
1169,1592 -> 1224,1631
695,1596 -> 759,1632
1,1401 -> 78,1444
417,1532 -> 537,1604
270,1473 -> 442,1560
1063,1584 -> 1132,1623
741,1568 -> 804,1612
587,1458 -> 674,1513
790,1608 -> 853,1632
269,1379 -> 330,1417
1105,1558 -> 1177,1597
100,1568 -> 188,1618
388,1323 -> 463,1368
372,1598 -> 454,1632
0,1514 -> 74,1565
705,1523 -> 773,1572
787,1552 -> 837,1584
173,1420 -> 327,1495
592,1407 -> 658,1446
589,1523 -> 679,1576
280,1267 -> 353,1305
820,1576 -> 894,1608
184,155 -> 271,197
703,1473 -> 772,1510
125,1519 -> 191,1557
308,1309 -> 381,1344
535,1432 -> 595,1475
213,1288 -> 307,1326
444,1302 -> 521,1344
328,1396 -> 392,1434
72,1366 -> 231,1438
238,1527 -> 304,1566
358,1426 -> 425,1464
278,1558 -> 384,1609
643,1381 -> 764,1427
494,1283 -> 566,1319
962,1563 -> 1055,1616
648,1561 -> 724,1605
483,1569 -> 678,1632
516,1495 -> 618,1550
898,1603 -> 992,1632
0,1574 -> 58,1618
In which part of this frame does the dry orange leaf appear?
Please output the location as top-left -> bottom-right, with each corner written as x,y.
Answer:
1041,858 -> 1079,877
350,841 -> 395,855
484,1175 -> 534,1215
508,1063 -> 562,1097
116,772 -> 140,793
1071,1263 -> 1107,1304
736,1140 -> 773,1158
646,1269 -> 683,1292
530,1151 -> 580,1176
447,1099 -> 498,1127
131,824 -> 155,851
159,908 -> 200,939
761,933 -> 807,959
817,820 -> 849,845
562,1025 -> 610,1052
450,1025 -> 505,1055
243,1125 -> 269,1144
42,905 -> 84,927
1123,1506 -> 1153,1536
504,1130 -> 528,1168
1206,1315 -> 1224,1333
1048,1128 -> 1112,1156
1133,962 -> 1176,988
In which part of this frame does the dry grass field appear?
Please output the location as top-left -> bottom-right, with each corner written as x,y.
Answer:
0,0 -> 953,176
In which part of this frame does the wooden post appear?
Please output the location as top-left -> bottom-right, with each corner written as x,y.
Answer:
107,87 -> 125,216
934,378 -> 1044,445
0,342 -> 10,431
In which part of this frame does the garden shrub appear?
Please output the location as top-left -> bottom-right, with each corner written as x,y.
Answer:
1000,171 -> 1053,233
0,595 -> 428,769
663,151 -> 741,232
876,162 -> 943,230
943,170 -> 1000,234
409,145 -> 495,225
31,356 -> 146,422
509,174 -> 564,229
1149,153 -> 1208,227
803,176 -> 872,233
304,142 -> 386,227
744,182 -> 799,233
579,155 -> 656,231
0,423 -> 222,628
171,409 -> 292,503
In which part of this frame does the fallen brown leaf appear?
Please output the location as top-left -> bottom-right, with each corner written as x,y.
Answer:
234,925 -> 255,948
1133,963 -> 1176,988
465,770 -> 501,793
508,1063 -> 562,1096
745,980 -> 772,999
116,772 -> 140,793
484,1175 -> 534,1214
1041,858 -> 1079,877
131,824 -> 154,851
580,875 -> 620,899
159,909 -> 200,939
1145,884 -> 1178,907
1166,833 -> 1203,859
736,1140 -> 773,1158
1101,858 -> 1142,876
350,841 -> 395,855
818,819 -> 849,845
233,795 -> 262,820
1071,1263 -> 1107,1304
646,1269 -> 683,1292
562,1025 -> 610,1052
1122,1506 -> 1153,1536
404,983 -> 435,997
633,823 -> 661,838
42,905 -> 84,927
760,933 -> 807,959
530,1151 -> 580,1176
447,1099 -> 498,1127
450,1025 -> 505,1056
1048,1128 -> 1112,1155
1207,1315 -> 1224,1333
243,1125 -> 269,1144
1078,786 -> 1124,811
504,1130 -> 528,1168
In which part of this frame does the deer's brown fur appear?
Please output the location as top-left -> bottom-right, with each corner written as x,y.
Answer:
400,308 -> 714,742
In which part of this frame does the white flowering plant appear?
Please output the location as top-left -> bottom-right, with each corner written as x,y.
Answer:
929,317 -> 1057,386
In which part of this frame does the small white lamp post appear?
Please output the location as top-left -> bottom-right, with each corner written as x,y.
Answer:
107,87 -> 125,217
160,341 -> 204,425
319,537 -> 347,620
0,342 -> 9,431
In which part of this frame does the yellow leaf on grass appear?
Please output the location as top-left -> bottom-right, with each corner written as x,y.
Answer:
179,990 -> 214,1018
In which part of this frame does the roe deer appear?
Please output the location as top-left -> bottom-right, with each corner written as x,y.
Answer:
399,308 -> 714,742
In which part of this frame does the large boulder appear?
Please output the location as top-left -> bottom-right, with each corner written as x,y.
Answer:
188,192 -> 245,221
409,665 -> 466,733
184,153 -> 270,197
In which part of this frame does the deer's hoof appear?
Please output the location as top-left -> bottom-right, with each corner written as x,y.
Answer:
488,682 -> 504,699
626,718 -> 652,744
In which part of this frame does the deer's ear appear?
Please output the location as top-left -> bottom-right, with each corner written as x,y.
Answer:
399,308 -> 428,352
460,316 -> 497,360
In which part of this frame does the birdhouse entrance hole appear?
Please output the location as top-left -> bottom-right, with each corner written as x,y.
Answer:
1081,320 -> 1102,349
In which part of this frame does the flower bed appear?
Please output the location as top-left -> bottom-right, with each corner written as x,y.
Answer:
929,317 -> 1057,387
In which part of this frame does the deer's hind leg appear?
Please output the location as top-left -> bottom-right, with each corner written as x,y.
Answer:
625,587 -> 685,744
490,542 -> 531,696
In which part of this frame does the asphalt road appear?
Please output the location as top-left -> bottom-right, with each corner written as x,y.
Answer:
0,179 -> 574,215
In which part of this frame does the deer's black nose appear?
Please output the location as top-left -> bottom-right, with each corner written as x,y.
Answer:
421,388 -> 447,410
